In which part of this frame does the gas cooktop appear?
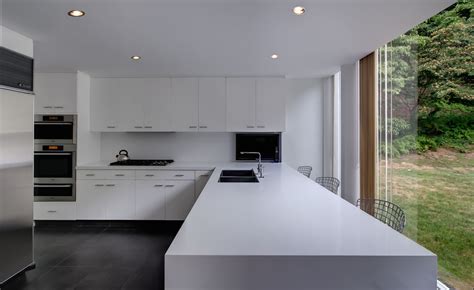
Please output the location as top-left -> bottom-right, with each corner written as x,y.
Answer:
109,160 -> 174,166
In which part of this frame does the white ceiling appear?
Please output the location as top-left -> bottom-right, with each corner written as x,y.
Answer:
2,0 -> 454,78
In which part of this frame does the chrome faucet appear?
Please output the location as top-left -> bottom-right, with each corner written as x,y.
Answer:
240,151 -> 264,178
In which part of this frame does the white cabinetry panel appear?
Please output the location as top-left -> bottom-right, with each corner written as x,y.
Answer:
34,202 -> 76,220
90,78 -> 124,132
165,180 -> 195,220
256,78 -> 287,131
226,78 -> 256,132
172,78 -> 199,132
198,78 -> 226,131
135,180 -> 166,220
195,171 -> 212,200
143,78 -> 173,131
105,180 -> 135,220
34,73 -> 77,114
76,180 -> 108,219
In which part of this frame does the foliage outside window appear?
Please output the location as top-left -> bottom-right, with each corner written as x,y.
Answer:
376,1 -> 473,289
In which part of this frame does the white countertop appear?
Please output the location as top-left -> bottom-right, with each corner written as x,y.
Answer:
166,162 -> 434,257
76,161 -> 216,171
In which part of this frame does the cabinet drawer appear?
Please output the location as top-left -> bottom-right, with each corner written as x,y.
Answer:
34,202 -> 76,220
136,170 -> 194,180
77,170 -> 135,180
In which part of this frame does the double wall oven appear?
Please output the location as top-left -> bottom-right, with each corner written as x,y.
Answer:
34,115 -> 77,201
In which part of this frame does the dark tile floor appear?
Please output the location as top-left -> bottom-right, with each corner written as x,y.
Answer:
2,221 -> 182,290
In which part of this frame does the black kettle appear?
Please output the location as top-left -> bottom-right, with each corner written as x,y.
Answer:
116,149 -> 130,162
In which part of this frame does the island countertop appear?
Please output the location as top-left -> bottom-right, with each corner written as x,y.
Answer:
165,162 -> 437,290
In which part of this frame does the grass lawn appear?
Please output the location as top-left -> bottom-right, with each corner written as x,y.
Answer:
387,149 -> 473,290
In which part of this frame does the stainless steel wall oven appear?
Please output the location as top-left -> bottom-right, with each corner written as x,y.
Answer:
34,115 -> 77,201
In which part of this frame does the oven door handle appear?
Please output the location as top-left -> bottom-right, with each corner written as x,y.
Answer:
34,152 -> 72,156
35,122 -> 73,125
34,184 -> 73,188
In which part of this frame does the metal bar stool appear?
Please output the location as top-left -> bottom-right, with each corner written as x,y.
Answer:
297,166 -> 312,178
315,177 -> 340,194
357,199 -> 406,233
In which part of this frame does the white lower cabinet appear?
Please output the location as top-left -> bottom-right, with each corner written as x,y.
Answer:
135,180 -> 166,220
77,170 -> 199,221
195,171 -> 212,200
34,202 -> 77,220
76,179 -> 135,220
77,180 -> 108,220
164,180 -> 195,220
106,180 -> 135,220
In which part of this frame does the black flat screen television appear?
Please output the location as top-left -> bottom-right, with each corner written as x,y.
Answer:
235,133 -> 281,162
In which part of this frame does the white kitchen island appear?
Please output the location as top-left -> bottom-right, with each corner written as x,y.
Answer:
165,163 -> 437,290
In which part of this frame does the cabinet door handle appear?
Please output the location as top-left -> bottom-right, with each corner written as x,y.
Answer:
257,125 -> 265,128
165,185 -> 175,188
189,126 -> 197,129
54,106 -> 64,109
199,126 -> 208,129
47,210 -> 57,213
246,125 -> 255,128
174,174 -> 184,177
43,106 -> 53,109
85,174 -> 95,177
134,126 -> 143,129
107,126 -> 116,129
145,174 -> 155,177
201,174 -> 211,177
106,184 -> 115,187
154,184 -> 163,187
115,174 -> 125,177
144,126 -> 153,129
95,184 -> 104,187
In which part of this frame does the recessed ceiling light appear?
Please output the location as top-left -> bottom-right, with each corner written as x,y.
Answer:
131,55 -> 142,61
292,6 -> 305,16
68,10 -> 85,17
271,54 -> 279,59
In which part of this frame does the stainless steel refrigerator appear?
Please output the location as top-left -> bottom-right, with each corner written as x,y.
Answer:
0,88 -> 35,285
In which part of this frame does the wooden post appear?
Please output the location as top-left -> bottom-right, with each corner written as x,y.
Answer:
359,52 -> 377,203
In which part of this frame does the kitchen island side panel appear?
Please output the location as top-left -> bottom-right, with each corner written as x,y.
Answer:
165,254 -> 437,290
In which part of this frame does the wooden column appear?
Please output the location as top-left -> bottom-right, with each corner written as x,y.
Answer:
359,52 -> 377,201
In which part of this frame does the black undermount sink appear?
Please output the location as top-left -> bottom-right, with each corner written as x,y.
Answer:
218,170 -> 259,183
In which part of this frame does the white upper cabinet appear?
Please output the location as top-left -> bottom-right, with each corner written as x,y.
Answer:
90,78 -> 124,132
119,78 -> 146,131
34,73 -> 77,114
143,78 -> 173,131
198,78 -> 226,132
256,78 -> 287,132
226,78 -> 256,132
89,77 -> 286,132
226,78 -> 286,132
172,78 -> 199,132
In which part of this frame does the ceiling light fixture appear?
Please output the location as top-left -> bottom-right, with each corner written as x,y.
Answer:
292,6 -> 305,16
271,54 -> 279,59
68,10 -> 85,17
131,55 -> 142,61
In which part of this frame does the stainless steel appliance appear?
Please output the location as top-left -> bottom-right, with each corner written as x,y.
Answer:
34,144 -> 76,201
34,114 -> 77,202
0,87 -> 35,285
109,159 -> 174,166
34,115 -> 76,144
0,47 -> 34,93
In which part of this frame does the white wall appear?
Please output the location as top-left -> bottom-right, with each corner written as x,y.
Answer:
282,79 -> 324,179
99,78 -> 324,168
340,63 -> 360,204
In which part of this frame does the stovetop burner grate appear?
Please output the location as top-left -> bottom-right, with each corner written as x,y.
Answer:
109,160 -> 174,166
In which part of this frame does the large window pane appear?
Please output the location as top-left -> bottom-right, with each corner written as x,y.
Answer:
376,1 -> 473,289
